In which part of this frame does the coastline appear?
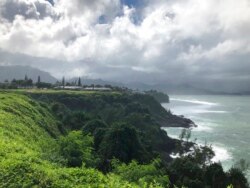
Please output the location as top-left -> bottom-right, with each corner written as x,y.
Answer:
159,102 -> 197,128
160,96 -> 242,177
160,100 -> 230,163
160,113 -> 197,128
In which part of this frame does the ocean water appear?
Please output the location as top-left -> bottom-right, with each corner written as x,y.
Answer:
162,95 -> 250,178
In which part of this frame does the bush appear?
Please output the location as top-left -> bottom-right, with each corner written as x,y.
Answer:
112,159 -> 170,187
204,163 -> 228,188
63,111 -> 91,130
59,131 -> 96,167
83,119 -> 108,134
98,123 -> 147,164
227,168 -> 249,188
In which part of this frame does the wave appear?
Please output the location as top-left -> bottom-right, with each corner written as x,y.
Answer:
190,141 -> 232,163
169,143 -> 232,163
171,98 -> 219,106
191,125 -> 213,132
211,145 -> 232,162
194,110 -> 228,114
163,127 -> 232,162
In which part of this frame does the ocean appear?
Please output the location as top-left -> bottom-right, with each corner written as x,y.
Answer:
162,95 -> 250,178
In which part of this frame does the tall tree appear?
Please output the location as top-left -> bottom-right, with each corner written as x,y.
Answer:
62,77 -> 65,87
37,76 -> 41,83
78,77 -> 82,86
24,74 -> 28,81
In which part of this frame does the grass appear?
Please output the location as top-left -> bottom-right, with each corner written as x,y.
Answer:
9,88 -> 122,96
0,91 -> 59,158
0,90 -> 163,187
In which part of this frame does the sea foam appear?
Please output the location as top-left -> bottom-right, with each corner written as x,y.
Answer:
194,110 -> 228,114
171,98 -> 219,106
211,145 -> 232,162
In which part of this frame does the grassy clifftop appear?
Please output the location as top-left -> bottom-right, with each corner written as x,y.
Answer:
0,91 -> 59,159
0,91 -> 157,187
1,90 -> 245,187
24,89 -> 178,160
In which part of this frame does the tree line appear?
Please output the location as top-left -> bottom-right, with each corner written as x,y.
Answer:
0,75 -> 83,89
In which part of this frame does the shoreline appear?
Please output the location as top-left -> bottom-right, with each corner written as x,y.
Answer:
159,108 -> 197,128
163,126 -> 233,165
160,100 -> 239,177
160,101 -> 231,165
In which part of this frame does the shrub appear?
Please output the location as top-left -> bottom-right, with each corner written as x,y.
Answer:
59,131 -> 96,167
83,119 -> 108,134
98,123 -> 146,164
112,159 -> 170,187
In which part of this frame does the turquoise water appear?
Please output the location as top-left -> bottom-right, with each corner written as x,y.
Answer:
162,95 -> 250,177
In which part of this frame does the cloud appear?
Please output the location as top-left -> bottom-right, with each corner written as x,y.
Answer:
0,0 -> 250,92
0,0 -> 57,21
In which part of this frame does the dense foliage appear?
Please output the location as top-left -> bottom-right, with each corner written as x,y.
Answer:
145,90 -> 170,103
0,92 -> 143,187
0,90 -> 248,187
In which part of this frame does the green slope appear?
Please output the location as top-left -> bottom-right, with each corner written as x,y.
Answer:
0,91 -> 160,188
0,91 -> 59,160
1,90 -> 244,188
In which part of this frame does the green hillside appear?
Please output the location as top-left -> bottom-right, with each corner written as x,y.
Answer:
0,90 -> 248,188
0,91 -> 162,187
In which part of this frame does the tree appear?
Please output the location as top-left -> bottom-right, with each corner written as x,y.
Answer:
204,163 -> 227,188
37,76 -> 41,83
28,79 -> 33,85
112,159 -> 170,187
98,123 -> 146,164
12,79 -> 16,83
82,119 -> 107,135
78,77 -> 82,86
25,74 -> 28,81
185,129 -> 191,142
233,159 -> 249,174
179,129 -> 187,140
168,157 -> 204,188
63,111 -> 91,130
62,77 -> 65,87
36,82 -> 52,89
59,131 -> 95,167
192,145 -> 215,165
227,168 -> 249,188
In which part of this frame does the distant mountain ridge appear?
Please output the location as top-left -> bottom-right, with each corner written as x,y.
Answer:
127,82 -> 250,95
69,77 -> 223,94
69,77 -> 124,87
1,65 -> 249,95
0,65 -> 57,83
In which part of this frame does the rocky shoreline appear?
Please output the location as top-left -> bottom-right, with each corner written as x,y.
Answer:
158,113 -> 197,128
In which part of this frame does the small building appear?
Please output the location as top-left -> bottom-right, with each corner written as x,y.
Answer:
84,87 -> 112,91
54,86 -> 83,90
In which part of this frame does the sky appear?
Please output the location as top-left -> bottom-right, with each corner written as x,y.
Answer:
0,0 -> 250,92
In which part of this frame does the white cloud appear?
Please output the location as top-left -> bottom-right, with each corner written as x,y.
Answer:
0,0 -> 250,91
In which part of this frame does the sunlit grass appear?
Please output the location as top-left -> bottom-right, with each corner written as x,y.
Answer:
0,91 -> 152,187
